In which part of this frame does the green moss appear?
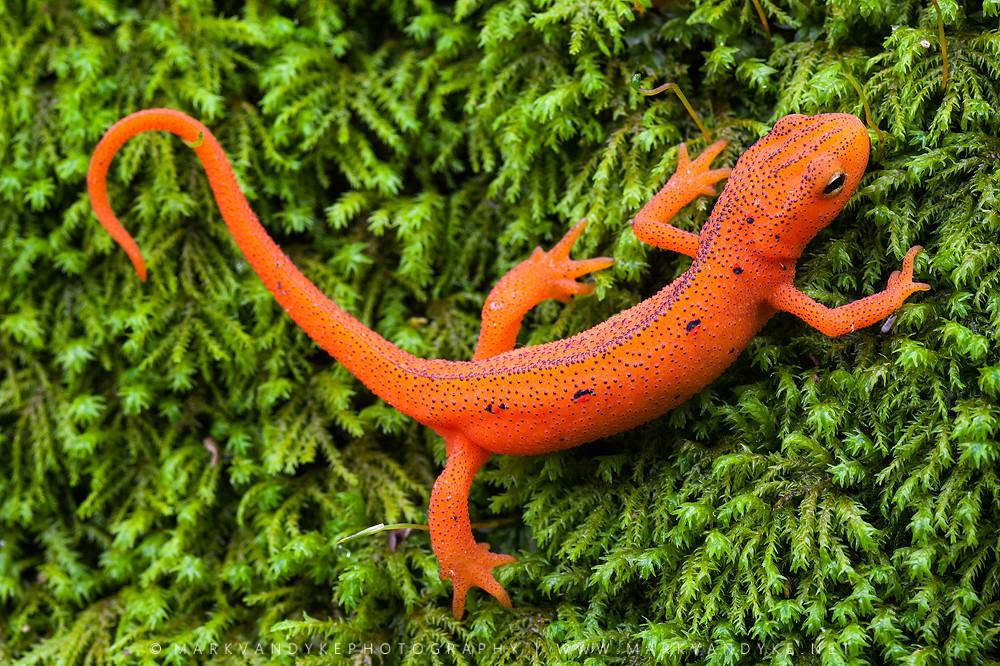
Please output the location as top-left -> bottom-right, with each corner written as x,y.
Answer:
1,1 -> 998,664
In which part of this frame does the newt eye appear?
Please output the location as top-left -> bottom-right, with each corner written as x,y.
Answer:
822,171 -> 847,196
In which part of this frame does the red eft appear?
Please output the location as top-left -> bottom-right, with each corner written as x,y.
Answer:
87,110 -> 929,618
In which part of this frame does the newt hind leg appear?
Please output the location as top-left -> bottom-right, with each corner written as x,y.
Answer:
431,221 -> 611,616
474,219 -> 613,360
430,434 -> 516,618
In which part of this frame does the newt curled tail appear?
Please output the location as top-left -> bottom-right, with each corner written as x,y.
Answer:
87,109 -> 444,420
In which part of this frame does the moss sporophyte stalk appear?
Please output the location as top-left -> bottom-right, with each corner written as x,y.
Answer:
1,1 -> 997,664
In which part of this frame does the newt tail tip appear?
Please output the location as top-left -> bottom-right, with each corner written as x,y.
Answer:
132,256 -> 148,282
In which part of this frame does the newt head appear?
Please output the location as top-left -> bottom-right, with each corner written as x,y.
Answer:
718,113 -> 870,260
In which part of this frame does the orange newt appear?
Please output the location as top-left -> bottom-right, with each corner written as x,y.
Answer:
87,109 -> 929,618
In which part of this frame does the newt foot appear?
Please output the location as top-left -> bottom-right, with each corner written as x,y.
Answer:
527,219 -> 614,303
441,542 -> 517,618
670,140 -> 732,197
887,245 -> 931,297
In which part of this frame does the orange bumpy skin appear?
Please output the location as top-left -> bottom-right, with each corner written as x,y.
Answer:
87,110 -> 929,618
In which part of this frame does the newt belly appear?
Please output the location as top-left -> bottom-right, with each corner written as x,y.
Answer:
88,109 -> 929,618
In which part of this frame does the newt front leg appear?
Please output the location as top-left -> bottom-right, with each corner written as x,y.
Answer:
769,246 -> 930,336
631,140 -> 731,256
432,220 -> 612,617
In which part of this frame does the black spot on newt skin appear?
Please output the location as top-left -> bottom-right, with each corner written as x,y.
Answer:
572,388 -> 595,403
499,403 -> 508,410
686,318 -> 701,332
745,216 -> 754,224
485,403 -> 494,414
733,266 -> 743,275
